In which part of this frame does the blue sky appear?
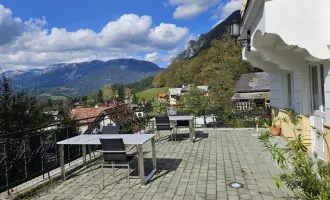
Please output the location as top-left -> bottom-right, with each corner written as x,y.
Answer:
0,0 -> 241,70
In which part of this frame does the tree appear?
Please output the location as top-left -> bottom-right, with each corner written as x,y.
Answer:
102,84 -> 114,103
132,94 -> 139,104
116,85 -> 125,101
152,71 -> 167,88
87,89 -> 103,106
36,100 -> 48,111
0,74 -> 53,135
157,29 -> 260,103
62,97 -> 74,115
124,88 -> 132,101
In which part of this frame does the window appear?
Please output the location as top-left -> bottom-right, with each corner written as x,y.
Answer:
287,73 -> 293,107
320,65 -> 326,111
312,66 -> 319,110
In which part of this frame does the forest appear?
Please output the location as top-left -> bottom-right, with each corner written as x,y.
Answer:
152,32 -> 261,103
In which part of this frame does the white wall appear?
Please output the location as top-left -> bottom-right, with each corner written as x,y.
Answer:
269,73 -> 282,108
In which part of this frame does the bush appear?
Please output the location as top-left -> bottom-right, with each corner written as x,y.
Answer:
258,110 -> 330,199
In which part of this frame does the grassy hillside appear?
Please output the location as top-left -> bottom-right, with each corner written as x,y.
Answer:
136,87 -> 168,101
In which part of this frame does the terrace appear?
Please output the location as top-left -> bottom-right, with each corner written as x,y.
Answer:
0,105 -> 294,199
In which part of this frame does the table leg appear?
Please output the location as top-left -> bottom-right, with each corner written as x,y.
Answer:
137,144 -> 145,186
151,137 -> 157,171
136,146 -> 140,175
82,145 -> 86,165
151,120 -> 155,133
189,119 -> 195,143
60,144 -> 66,181
88,145 -> 92,163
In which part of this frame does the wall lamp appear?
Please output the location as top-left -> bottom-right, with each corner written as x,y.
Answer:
230,19 -> 251,51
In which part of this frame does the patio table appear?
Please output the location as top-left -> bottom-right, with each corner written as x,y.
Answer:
57,134 -> 157,186
150,116 -> 195,142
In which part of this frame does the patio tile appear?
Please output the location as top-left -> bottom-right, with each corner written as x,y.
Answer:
28,129 -> 294,200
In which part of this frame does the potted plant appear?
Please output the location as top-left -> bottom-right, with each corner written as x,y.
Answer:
264,116 -> 281,136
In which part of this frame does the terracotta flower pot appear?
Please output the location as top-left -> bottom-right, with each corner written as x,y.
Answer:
269,126 -> 281,136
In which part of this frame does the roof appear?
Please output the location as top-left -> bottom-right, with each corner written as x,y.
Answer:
231,92 -> 270,100
103,104 -> 137,125
170,85 -> 209,95
158,93 -> 168,98
169,88 -> 181,96
85,104 -> 138,134
71,105 -> 114,124
234,72 -> 269,93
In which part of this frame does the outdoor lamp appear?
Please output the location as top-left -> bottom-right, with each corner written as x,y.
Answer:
230,20 -> 251,51
230,19 -> 240,39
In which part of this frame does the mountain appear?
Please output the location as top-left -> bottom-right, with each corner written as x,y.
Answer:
7,59 -> 161,98
174,10 -> 241,61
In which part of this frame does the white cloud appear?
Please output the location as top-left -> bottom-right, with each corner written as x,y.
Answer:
0,5 -> 25,45
0,5 -> 189,70
144,52 -> 161,63
212,0 -> 241,27
144,48 -> 181,67
169,0 -> 219,19
149,23 -> 188,49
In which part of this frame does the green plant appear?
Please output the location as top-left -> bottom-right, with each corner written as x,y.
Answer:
258,110 -> 330,199
263,114 -> 281,128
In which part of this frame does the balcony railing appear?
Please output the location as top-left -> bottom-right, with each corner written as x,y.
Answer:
150,102 -> 271,128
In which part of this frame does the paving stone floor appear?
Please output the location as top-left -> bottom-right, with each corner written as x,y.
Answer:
31,129 -> 293,200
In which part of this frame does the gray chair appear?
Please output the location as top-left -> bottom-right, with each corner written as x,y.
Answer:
175,111 -> 191,140
98,138 -> 135,188
102,125 -> 120,134
155,117 -> 175,141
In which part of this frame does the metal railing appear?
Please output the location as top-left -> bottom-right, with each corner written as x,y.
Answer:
149,102 -> 271,128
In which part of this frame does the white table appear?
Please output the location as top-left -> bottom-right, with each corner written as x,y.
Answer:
150,116 -> 195,142
57,134 -> 157,186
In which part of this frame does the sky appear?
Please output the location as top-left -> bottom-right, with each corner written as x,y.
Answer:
0,0 -> 241,71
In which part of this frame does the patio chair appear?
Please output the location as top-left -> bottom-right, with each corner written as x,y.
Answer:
155,116 -> 174,141
175,111 -> 191,140
102,125 -> 120,134
98,138 -> 135,188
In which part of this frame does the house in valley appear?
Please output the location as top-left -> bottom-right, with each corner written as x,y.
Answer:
71,105 -> 114,133
157,93 -> 168,103
169,85 -> 209,105
231,72 -> 270,109
239,0 -> 330,161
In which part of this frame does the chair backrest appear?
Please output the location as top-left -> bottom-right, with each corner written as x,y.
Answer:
176,112 -> 190,126
100,138 -> 127,162
155,117 -> 171,131
176,111 -> 190,116
102,126 -> 120,134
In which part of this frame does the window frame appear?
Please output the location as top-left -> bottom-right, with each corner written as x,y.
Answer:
287,72 -> 294,108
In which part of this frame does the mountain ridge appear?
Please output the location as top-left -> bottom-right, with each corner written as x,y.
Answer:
174,10 -> 241,61
5,59 -> 161,98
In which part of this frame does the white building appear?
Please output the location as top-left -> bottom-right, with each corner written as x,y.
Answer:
240,0 -> 330,161
169,85 -> 209,106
